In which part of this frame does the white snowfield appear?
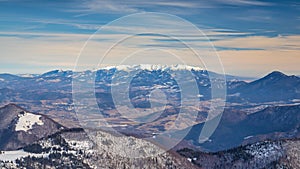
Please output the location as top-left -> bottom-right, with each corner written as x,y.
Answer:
15,112 -> 44,132
0,150 -> 47,162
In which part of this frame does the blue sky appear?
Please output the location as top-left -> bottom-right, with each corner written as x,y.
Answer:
0,0 -> 300,77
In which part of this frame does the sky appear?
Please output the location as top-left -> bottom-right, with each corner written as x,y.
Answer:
0,0 -> 299,77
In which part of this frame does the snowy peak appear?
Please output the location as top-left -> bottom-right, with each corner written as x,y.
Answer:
100,64 -> 204,72
0,104 -> 24,129
0,104 -> 63,150
0,104 -> 45,133
40,69 -> 72,78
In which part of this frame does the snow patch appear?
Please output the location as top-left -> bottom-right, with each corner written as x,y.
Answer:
0,150 -> 47,162
65,139 -> 93,151
244,135 -> 253,140
228,93 -> 240,97
15,112 -> 44,132
47,79 -> 61,83
18,74 -> 37,78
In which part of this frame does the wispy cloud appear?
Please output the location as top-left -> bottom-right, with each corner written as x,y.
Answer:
77,0 -> 141,14
65,0 -> 214,16
217,0 -> 273,6
0,16 -> 102,31
65,0 -> 273,17
26,18 -> 102,31
214,35 -> 300,51
233,9 -> 273,22
1,29 -> 299,76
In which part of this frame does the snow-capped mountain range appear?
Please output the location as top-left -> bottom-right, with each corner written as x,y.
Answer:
100,64 -> 205,72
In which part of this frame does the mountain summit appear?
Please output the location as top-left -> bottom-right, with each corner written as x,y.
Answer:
0,104 -> 63,150
259,71 -> 289,82
229,71 -> 300,102
265,70 -> 287,77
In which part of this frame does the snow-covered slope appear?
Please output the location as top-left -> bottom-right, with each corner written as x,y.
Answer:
15,112 -> 44,132
0,128 -> 197,169
0,150 -> 47,162
178,139 -> 300,169
0,104 -> 63,150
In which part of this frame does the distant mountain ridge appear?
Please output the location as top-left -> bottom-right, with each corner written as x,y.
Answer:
0,65 -> 254,82
0,68 -> 299,141
0,66 -> 299,168
184,104 -> 300,152
228,71 -> 300,103
38,69 -> 300,104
